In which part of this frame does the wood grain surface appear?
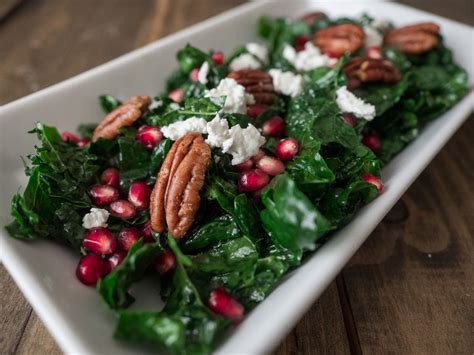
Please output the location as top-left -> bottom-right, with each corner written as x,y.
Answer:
0,1 -> 472,354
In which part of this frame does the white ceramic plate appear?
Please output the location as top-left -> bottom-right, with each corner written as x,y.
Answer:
1,1 -> 472,354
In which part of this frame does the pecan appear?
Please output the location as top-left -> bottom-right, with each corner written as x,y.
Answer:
384,22 -> 440,54
343,57 -> 402,90
150,133 -> 211,239
227,69 -> 276,105
92,95 -> 151,142
313,24 -> 365,56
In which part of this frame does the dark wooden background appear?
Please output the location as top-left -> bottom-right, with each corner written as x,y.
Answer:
0,1 -> 472,354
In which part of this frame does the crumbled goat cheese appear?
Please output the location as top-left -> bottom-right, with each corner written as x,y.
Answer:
283,42 -> 337,71
370,17 -> 391,33
245,42 -> 268,62
162,115 -> 265,165
204,115 -> 266,165
364,26 -> 383,48
205,78 -> 255,114
82,208 -> 110,229
229,53 -> 262,71
161,116 -> 208,140
336,86 -> 376,120
169,102 -> 180,110
198,61 -> 209,84
269,69 -> 303,97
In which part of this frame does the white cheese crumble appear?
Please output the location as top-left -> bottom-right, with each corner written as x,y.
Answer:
245,42 -> 268,63
269,69 -> 304,97
370,17 -> 391,33
283,42 -> 338,71
198,61 -> 209,84
161,117 -> 208,140
169,102 -> 180,110
363,26 -> 383,48
336,86 -> 376,120
82,208 -> 110,229
229,53 -> 262,71
161,115 -> 265,165
205,78 -> 255,114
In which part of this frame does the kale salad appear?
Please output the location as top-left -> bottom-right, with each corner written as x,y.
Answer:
5,10 -> 468,355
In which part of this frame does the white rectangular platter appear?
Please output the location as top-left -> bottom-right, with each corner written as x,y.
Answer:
1,1 -> 472,354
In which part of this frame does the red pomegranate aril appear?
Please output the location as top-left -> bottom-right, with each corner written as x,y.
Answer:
324,51 -> 340,59
275,138 -> 299,161
103,250 -> 126,275
101,168 -> 120,189
128,181 -> 151,210
110,200 -> 136,219
342,112 -> 356,127
83,227 -> 117,255
362,173 -> 384,193
252,149 -> 266,163
212,51 -> 224,65
366,46 -> 383,60
262,116 -> 286,137
208,287 -> 244,322
154,250 -> 176,275
233,159 -> 254,172
256,156 -> 285,176
89,185 -> 119,206
295,35 -> 309,51
76,254 -> 104,286
247,104 -> 267,118
140,221 -> 155,243
190,68 -> 200,81
238,169 -> 270,192
168,88 -> 184,103
61,131 -> 79,144
118,227 -> 141,251
136,125 -> 163,150
77,138 -> 90,148
362,133 -> 381,152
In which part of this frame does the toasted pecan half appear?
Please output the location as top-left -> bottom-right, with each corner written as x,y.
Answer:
92,95 -> 151,142
343,57 -> 402,89
150,133 -> 211,239
384,22 -> 440,54
227,69 -> 277,105
313,24 -> 365,56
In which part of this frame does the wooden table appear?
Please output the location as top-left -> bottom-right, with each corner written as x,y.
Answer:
1,1 -> 472,354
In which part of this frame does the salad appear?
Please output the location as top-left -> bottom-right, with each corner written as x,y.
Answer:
5,11 -> 468,354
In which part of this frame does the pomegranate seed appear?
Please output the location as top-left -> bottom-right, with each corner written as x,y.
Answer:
275,138 -> 299,161
168,88 -> 184,103
362,173 -> 384,193
140,221 -> 155,243
252,149 -> 266,163
256,156 -> 285,176
154,249 -> 177,275
76,254 -> 104,286
190,68 -> 200,81
238,169 -> 270,192
262,116 -> 286,137
136,125 -> 163,150
362,133 -> 381,152
103,250 -> 126,275
128,181 -> 151,210
77,138 -> 90,148
110,200 -> 136,219
342,112 -> 356,127
101,168 -> 120,189
61,131 -> 79,144
118,227 -> 141,251
366,46 -> 383,60
208,287 -> 244,322
247,104 -> 267,118
295,35 -> 309,51
83,227 -> 117,255
212,51 -> 224,65
233,159 -> 254,172
324,51 -> 340,59
89,185 -> 119,206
